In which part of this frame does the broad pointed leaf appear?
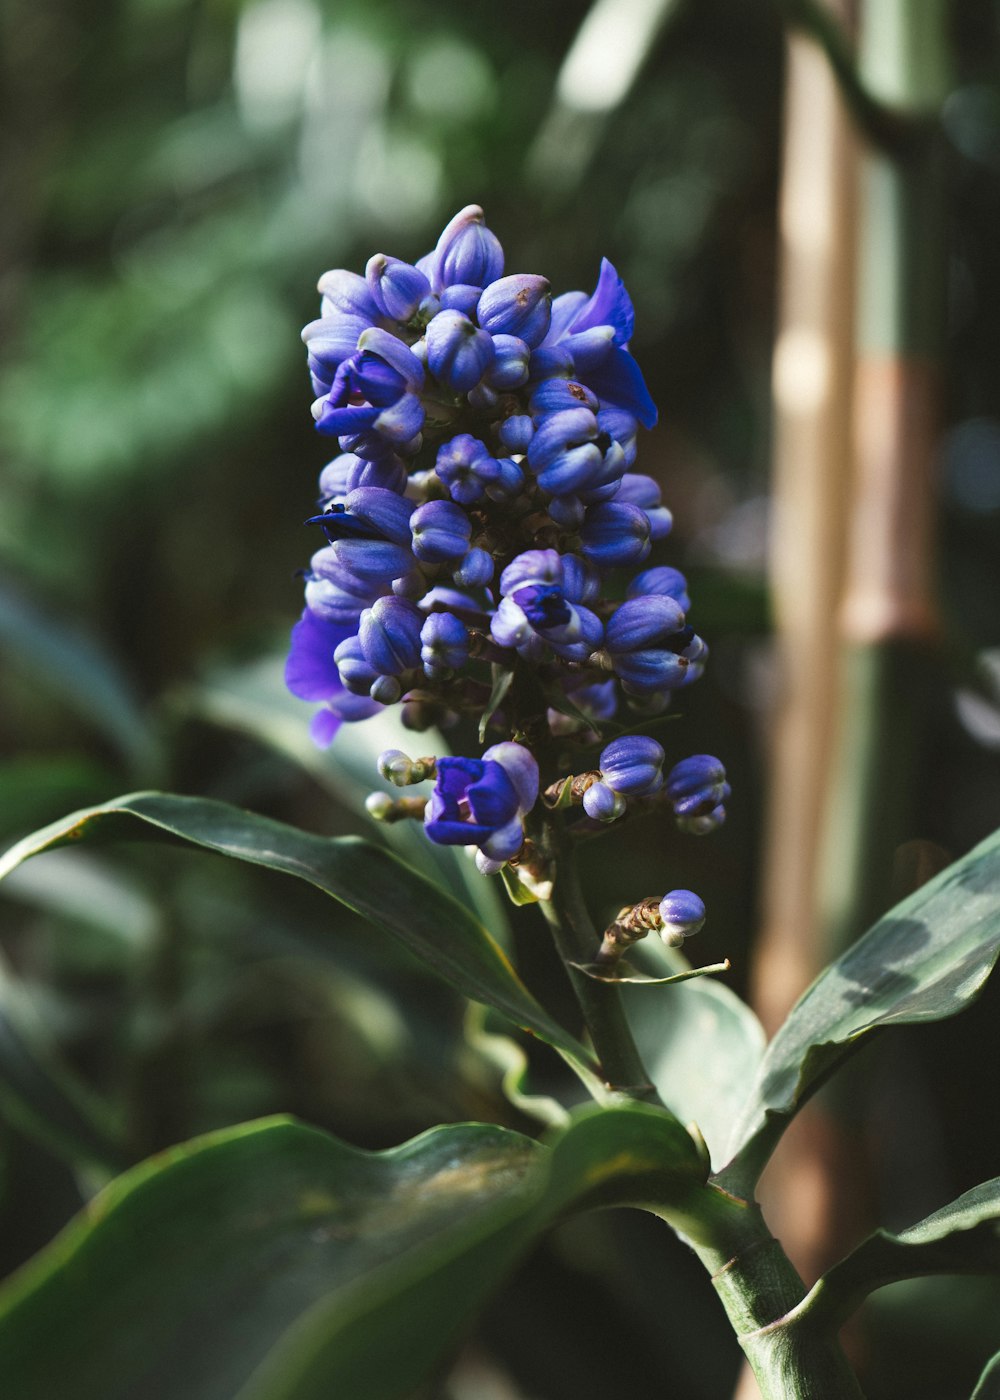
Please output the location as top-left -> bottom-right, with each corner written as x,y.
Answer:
0,581 -> 159,778
0,793 -> 593,1073
802,1177 -> 1000,1332
0,959 -> 127,1172
0,1105 -> 704,1400
624,945 -> 765,1171
719,827 -> 1000,1194
172,656 -> 509,935
973,1352 -> 1000,1399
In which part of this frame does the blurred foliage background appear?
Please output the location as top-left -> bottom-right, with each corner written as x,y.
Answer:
2,0 -> 1000,1395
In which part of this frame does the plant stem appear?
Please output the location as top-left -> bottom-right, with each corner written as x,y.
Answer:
540,816 -> 661,1104
683,1195 -> 868,1399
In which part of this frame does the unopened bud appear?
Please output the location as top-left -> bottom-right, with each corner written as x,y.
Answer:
658,890 -> 706,947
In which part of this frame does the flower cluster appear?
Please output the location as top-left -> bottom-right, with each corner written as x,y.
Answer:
285,206 -> 724,908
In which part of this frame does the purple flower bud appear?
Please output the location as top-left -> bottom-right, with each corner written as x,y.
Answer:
425,309 -> 496,393
477,275 -> 552,347
453,546 -> 495,588
485,334 -> 530,390
497,415 -> 533,454
435,434 -> 500,505
576,439 -> 627,505
599,736 -> 665,796
597,407 -> 639,468
410,499 -> 473,563
548,495 -> 585,529
356,329 -> 425,389
359,596 -> 424,676
529,345 -> 575,381
615,473 -> 673,540
467,383 -> 499,411
658,890 -> 706,947
420,612 -> 469,678
327,536 -> 415,585
606,596 -> 695,693
439,283 -> 483,315
317,453 -> 360,502
433,205 -> 505,291
526,409 -> 602,496
499,549 -> 562,595
334,634 -> 380,695
342,486 -> 414,544
561,553 -> 601,603
580,502 -> 651,568
484,457 -> 525,501
366,255 -> 432,322
318,269 -> 381,323
370,674 -> 402,704
606,596 -> 686,652
304,548 -> 379,625
626,566 -> 691,612
302,316 -> 369,395
582,781 -> 625,823
346,455 -> 408,494
529,378 -> 599,416
666,755 -> 730,818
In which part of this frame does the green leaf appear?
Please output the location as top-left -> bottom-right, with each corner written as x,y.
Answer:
0,1105 -> 705,1400
801,1177 -> 1000,1333
719,826 -> 1000,1194
479,665 -> 513,742
973,1351 -> 1000,1399
171,654 -> 510,938
624,946 -> 765,1171
0,792 -> 594,1075
569,958 -> 732,985
0,581 -> 160,779
0,958 -> 126,1172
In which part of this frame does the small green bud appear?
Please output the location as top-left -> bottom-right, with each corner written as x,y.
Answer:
378,748 -> 413,786
365,792 -> 395,821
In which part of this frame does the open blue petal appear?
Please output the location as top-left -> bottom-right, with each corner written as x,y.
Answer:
566,259 -> 634,346
285,608 -> 354,701
585,346 -> 658,429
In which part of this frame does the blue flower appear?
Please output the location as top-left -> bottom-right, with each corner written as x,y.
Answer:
526,408 -> 608,497
435,434 -> 501,505
658,890 -> 706,947
358,596 -> 424,676
491,550 -> 602,662
599,736 -> 665,796
410,500 -> 473,564
366,254 -> 433,322
580,501 -> 651,568
666,754 -> 730,834
285,608 -> 379,745
424,741 -> 538,868
540,258 -> 657,429
626,566 -> 690,612
477,275 -> 552,348
428,205 -> 505,291
606,596 -> 702,694
425,309 -> 495,393
420,612 -> 469,678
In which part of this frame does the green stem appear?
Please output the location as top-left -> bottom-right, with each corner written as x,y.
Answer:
540,817 -> 661,1104
681,1194 -> 868,1398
